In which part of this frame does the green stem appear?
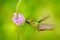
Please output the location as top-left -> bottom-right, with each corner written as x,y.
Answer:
16,0 -> 22,13
17,26 -> 20,40
16,0 -> 22,19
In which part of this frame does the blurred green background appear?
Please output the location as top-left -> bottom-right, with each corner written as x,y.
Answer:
0,0 -> 60,40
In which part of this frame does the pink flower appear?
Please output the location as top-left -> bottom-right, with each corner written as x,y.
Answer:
12,12 -> 25,25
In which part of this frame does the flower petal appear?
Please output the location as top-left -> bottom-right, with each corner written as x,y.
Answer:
12,12 -> 25,25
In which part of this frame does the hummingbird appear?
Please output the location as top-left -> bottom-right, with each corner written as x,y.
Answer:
26,15 -> 54,31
